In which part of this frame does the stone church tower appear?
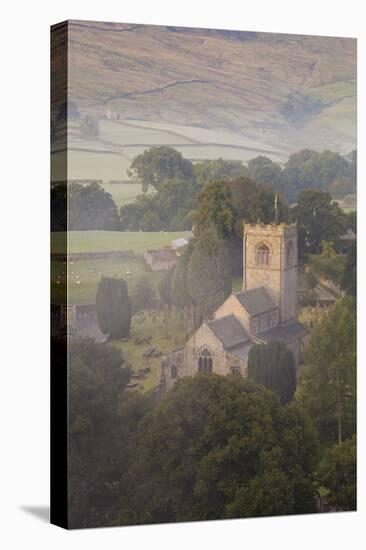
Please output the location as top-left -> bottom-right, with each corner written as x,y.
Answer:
242,223 -> 298,323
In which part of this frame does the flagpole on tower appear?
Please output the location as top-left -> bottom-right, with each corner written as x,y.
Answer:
274,193 -> 278,224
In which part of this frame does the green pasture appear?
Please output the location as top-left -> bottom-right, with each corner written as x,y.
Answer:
51,230 -> 192,304
52,256 -> 165,305
307,80 -> 356,103
51,230 -> 192,255
101,182 -> 155,209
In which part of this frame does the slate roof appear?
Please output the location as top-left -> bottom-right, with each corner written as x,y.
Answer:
227,341 -> 253,361
256,321 -> 308,343
235,287 -> 278,316
207,314 -> 250,349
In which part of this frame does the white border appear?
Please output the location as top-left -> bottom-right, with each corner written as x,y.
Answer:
1,1 -> 364,548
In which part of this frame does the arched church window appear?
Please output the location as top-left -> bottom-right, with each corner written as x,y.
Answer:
287,241 -> 294,266
171,365 -> 177,379
256,243 -> 271,266
197,346 -> 213,374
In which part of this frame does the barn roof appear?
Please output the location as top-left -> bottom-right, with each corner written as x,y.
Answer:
235,287 -> 278,316
207,314 -> 250,349
340,228 -> 356,241
171,237 -> 190,248
146,249 -> 177,261
256,321 -> 307,343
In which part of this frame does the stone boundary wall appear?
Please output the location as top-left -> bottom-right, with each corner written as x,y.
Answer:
51,250 -> 134,261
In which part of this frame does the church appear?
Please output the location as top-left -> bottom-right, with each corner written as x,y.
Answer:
160,221 -> 308,391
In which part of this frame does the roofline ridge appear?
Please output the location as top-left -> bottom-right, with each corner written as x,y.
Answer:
207,313 -> 236,324
227,337 -> 252,350
234,285 -> 266,295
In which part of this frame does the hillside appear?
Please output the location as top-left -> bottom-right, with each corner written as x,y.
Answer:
51,20 -> 356,182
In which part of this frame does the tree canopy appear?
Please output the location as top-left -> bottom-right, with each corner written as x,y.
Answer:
247,155 -> 282,188
297,297 -> 356,445
120,176 -> 198,231
51,182 -> 120,231
117,146 -> 356,233
192,176 -> 289,241
294,189 -> 346,257
318,436 -> 356,511
193,158 -> 247,187
118,374 -> 319,525
282,149 -> 354,202
191,180 -> 235,239
68,338 -> 133,528
127,146 -> 194,192
341,240 -> 356,298
131,277 -> 156,313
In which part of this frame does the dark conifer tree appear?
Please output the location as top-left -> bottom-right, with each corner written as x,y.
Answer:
248,341 -> 297,404
96,277 -> 131,339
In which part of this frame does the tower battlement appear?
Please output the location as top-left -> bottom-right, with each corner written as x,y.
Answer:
243,222 -> 297,236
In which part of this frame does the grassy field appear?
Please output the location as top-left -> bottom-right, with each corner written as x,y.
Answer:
52,230 -> 192,255
111,310 -> 188,393
52,256 -> 165,305
51,230 -> 192,304
101,182 -> 155,209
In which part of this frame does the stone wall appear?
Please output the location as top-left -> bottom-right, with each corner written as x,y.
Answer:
225,351 -> 248,377
52,250 -> 134,262
161,322 -> 249,390
184,323 -> 227,376
161,349 -> 185,390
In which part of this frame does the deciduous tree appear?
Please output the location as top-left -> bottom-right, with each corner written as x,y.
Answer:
131,277 -> 156,314
294,189 -> 346,257
68,338 -> 132,528
342,240 -> 356,298
127,146 -> 194,192
118,375 -> 319,525
319,436 -> 356,511
247,155 -> 282,188
297,297 -> 356,444
191,180 -> 235,239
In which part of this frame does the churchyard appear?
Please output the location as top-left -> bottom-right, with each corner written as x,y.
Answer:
111,310 -> 188,393
51,229 -> 193,392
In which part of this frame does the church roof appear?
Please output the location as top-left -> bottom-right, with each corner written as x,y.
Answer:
227,341 -> 253,361
235,287 -> 278,316
256,321 -> 308,343
207,314 -> 250,349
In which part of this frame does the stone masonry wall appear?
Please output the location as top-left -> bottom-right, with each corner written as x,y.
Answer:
213,295 -> 251,333
243,223 -> 298,323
